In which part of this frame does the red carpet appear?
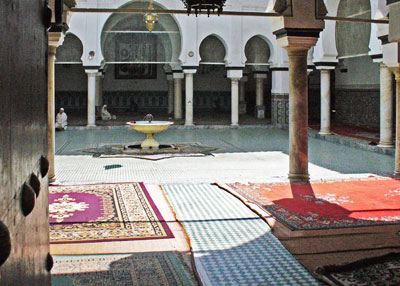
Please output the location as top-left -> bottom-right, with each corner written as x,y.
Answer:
228,178 -> 400,230
310,124 -> 380,143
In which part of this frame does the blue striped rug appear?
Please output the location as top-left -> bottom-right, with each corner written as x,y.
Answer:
162,184 -> 320,286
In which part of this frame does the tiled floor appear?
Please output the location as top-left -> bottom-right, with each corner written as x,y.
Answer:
162,184 -> 321,285
55,127 -> 394,185
54,127 -> 395,285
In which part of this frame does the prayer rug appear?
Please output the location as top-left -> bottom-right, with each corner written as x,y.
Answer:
49,183 -> 173,243
315,252 -> 400,286
52,252 -> 198,286
226,178 -> 400,230
310,124 -> 380,143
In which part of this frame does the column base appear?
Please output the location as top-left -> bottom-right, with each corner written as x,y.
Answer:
184,123 -> 194,127
239,102 -> 247,115
231,123 -> 239,127
288,173 -> 310,181
394,171 -> 400,179
378,142 -> 394,148
318,130 -> 331,135
86,124 -> 96,129
255,105 -> 265,119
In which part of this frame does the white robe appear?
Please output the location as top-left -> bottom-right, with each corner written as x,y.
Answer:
55,112 -> 68,129
101,106 -> 116,120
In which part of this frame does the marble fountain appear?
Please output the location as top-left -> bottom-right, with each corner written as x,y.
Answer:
80,114 -> 217,159
126,114 -> 174,150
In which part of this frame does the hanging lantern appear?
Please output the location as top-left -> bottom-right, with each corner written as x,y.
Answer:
144,0 -> 158,32
182,0 -> 226,16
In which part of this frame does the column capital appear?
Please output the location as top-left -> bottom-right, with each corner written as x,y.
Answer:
314,62 -> 337,70
183,70 -> 197,75
49,31 -> 65,49
283,39 -> 318,54
319,69 -> 332,75
173,72 -> 184,79
393,68 -> 400,80
85,69 -> 100,75
274,30 -> 321,51
253,73 -> 268,79
182,66 -> 198,74
227,68 -> 243,79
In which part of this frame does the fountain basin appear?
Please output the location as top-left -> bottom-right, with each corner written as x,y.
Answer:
126,121 -> 174,149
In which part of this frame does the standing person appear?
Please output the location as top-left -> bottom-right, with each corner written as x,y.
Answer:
55,107 -> 68,131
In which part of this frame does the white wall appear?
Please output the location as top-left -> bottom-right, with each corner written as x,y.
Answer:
335,56 -> 380,88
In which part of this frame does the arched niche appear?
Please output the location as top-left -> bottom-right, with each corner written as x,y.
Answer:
101,1 -> 181,64
55,33 -> 83,63
199,35 -> 226,64
244,36 -> 271,66
336,0 -> 371,58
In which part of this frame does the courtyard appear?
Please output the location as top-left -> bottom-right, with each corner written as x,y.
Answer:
50,126 -> 399,285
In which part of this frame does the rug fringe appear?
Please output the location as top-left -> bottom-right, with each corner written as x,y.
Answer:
213,183 -> 275,229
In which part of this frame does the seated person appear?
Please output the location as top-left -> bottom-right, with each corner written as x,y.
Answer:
55,108 -> 68,131
101,105 -> 116,120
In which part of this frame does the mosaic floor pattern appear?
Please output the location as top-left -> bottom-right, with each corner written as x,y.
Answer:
52,252 -> 198,286
50,183 -> 173,243
162,184 -> 320,286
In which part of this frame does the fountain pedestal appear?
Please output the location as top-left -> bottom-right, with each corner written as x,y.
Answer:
141,133 -> 160,149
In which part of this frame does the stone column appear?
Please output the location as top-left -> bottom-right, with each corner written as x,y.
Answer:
286,47 -> 311,180
86,70 -> 98,127
379,64 -> 394,147
167,74 -> 174,115
95,72 -> 103,117
228,69 -> 243,126
394,70 -> 400,176
47,45 -> 57,183
254,73 -> 267,119
173,72 -> 184,120
231,79 -> 240,126
319,69 -> 332,134
239,76 -> 247,114
184,70 -> 196,126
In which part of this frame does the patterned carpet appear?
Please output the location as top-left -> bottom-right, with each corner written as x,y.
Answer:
315,253 -> 400,286
309,124 -> 380,143
227,179 -> 400,230
162,184 -> 320,286
50,183 -> 173,243
52,252 -> 198,286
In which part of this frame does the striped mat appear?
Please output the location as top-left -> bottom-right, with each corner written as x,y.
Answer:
162,184 -> 320,286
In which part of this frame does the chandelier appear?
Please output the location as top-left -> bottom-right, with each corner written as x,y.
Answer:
144,0 -> 158,32
182,0 -> 226,16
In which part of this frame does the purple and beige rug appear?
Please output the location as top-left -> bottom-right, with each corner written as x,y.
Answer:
49,183 -> 173,243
